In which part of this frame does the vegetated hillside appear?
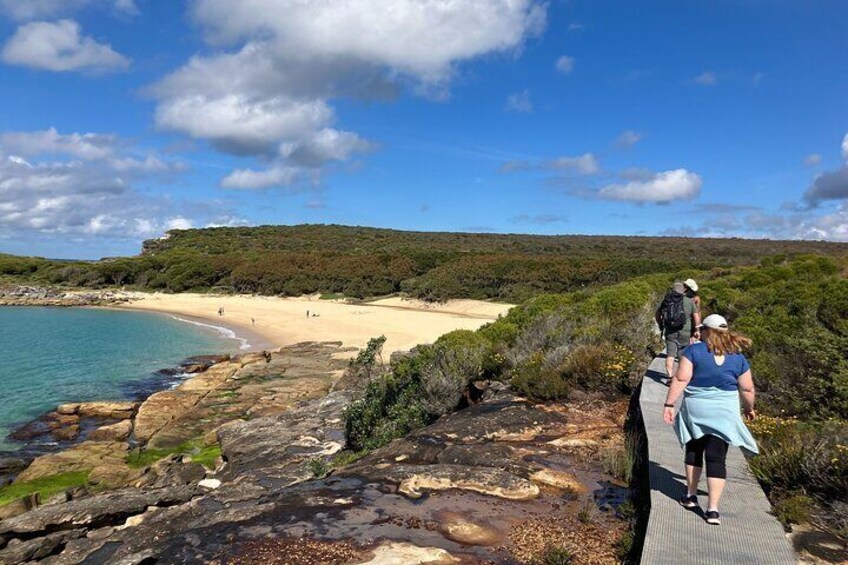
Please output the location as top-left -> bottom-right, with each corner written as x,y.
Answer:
344,254 -> 847,541
3,224 -> 848,302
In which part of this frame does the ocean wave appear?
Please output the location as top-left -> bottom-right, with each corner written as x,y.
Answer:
168,316 -> 251,350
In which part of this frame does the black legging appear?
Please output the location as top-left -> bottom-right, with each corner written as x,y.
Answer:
684,435 -> 728,479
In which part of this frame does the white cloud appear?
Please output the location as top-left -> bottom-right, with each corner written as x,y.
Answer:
555,55 -> 574,74
506,89 -> 533,113
150,0 -> 548,185
114,0 -> 139,16
693,71 -> 717,86
155,93 -> 334,155
281,129 -> 375,167
1,127 -> 116,160
191,0 -> 546,83
1,19 -> 129,73
166,217 -> 193,231
615,130 -> 642,148
0,0 -> 139,20
546,153 -> 599,175
842,133 -> 848,160
598,169 -> 702,202
220,165 -> 302,190
804,153 -> 823,167
796,205 -> 848,241
0,0 -> 88,20
0,129 -> 194,240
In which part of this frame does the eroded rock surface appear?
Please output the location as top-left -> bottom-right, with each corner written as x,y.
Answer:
0,345 -> 630,564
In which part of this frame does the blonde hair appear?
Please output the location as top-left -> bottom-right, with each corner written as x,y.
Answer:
703,327 -> 752,356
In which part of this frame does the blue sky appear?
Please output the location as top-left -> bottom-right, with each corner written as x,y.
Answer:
0,0 -> 846,259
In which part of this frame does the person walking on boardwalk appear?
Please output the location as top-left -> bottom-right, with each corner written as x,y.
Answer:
683,278 -> 701,312
662,314 -> 758,526
656,281 -> 701,377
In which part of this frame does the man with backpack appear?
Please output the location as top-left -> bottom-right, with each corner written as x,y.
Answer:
656,281 -> 701,377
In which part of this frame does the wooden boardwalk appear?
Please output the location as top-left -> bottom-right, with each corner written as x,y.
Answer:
639,356 -> 797,564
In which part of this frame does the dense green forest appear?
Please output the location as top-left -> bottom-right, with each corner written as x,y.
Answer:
2,224 -> 847,302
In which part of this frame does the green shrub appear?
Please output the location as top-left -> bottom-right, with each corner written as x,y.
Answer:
511,351 -> 571,402
344,351 -> 431,452
749,417 -> 848,502
421,331 -> 488,416
773,493 -> 814,527
540,546 -> 574,565
307,458 -> 329,478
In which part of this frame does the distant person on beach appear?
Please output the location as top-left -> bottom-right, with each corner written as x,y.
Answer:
306,310 -> 310,318
251,317 -> 255,326
218,307 -> 223,317
684,278 -> 701,312
663,314 -> 758,526
656,282 -> 701,377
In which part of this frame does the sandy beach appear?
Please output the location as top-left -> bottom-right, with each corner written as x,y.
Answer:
117,293 -> 513,355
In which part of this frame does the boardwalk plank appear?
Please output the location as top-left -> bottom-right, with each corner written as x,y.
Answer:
639,356 -> 796,564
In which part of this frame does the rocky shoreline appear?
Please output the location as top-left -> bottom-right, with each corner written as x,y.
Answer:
0,286 -> 136,307
0,340 -> 632,564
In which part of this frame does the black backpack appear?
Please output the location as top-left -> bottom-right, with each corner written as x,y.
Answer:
660,291 -> 686,333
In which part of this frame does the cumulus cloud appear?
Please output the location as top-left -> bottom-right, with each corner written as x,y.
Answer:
555,55 -> 574,74
797,205 -> 848,241
155,93 -> 334,155
598,169 -> 702,202
665,205 -> 848,243
191,0 -> 546,82
149,0 -> 547,187
615,130 -> 641,148
220,165 -> 302,190
0,128 -> 196,241
1,127 -> 116,159
505,89 -> 533,113
804,167 -> 848,205
2,20 -> 129,72
545,153 -> 599,175
693,71 -> 717,86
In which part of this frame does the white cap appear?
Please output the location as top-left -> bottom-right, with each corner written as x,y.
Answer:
698,314 -> 728,330
684,278 -> 699,292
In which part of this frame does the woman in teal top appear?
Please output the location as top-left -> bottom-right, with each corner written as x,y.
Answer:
663,314 -> 758,525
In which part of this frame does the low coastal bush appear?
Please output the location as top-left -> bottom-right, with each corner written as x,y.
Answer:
773,494 -> 814,527
0,471 -> 89,507
748,416 -> 848,502
540,546 -> 574,565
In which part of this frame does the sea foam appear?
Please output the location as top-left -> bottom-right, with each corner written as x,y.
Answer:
168,315 -> 251,350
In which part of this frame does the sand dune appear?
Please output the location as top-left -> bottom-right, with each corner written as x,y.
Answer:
117,293 -> 513,355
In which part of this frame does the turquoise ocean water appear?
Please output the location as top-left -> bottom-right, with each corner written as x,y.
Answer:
0,307 -> 240,451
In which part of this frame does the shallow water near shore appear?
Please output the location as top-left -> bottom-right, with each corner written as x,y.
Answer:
0,306 -> 241,451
